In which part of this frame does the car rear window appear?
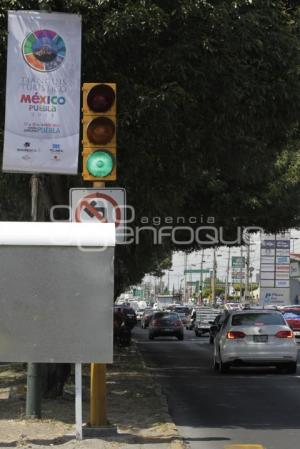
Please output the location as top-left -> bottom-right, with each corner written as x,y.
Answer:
231,313 -> 285,326
283,310 -> 300,318
154,312 -> 178,320
174,307 -> 189,314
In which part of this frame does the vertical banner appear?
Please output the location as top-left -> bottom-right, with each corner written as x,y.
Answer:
2,11 -> 81,174
260,232 -> 290,306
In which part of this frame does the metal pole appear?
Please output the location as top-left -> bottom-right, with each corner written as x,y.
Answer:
90,364 -> 107,426
200,249 -> 204,304
212,247 -> 216,303
90,180 -> 107,427
245,241 -> 250,302
239,246 -> 243,302
75,363 -> 83,440
26,174 -> 42,419
184,253 -> 188,302
225,247 -> 231,303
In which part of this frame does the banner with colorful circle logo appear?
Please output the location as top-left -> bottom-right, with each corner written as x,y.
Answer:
2,11 -> 81,174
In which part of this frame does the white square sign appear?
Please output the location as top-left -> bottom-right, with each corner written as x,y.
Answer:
70,188 -> 126,243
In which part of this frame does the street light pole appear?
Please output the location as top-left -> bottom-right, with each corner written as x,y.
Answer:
212,247 -> 217,303
240,246 -> 243,302
184,253 -> 188,302
225,247 -> 231,303
200,249 -> 204,304
245,241 -> 250,302
167,269 -> 173,294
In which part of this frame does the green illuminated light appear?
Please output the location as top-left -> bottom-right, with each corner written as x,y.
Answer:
86,150 -> 114,177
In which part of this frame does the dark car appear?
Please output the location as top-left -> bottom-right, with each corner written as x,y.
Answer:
209,313 -> 226,344
148,311 -> 184,341
114,305 -> 137,329
172,306 -> 191,326
141,308 -> 154,329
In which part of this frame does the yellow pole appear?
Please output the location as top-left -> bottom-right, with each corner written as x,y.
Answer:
90,364 -> 107,426
90,180 -> 108,427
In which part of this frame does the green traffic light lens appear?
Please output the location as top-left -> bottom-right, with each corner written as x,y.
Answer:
86,150 -> 114,177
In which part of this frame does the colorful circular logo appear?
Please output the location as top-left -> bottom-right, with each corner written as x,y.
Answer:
22,29 -> 66,72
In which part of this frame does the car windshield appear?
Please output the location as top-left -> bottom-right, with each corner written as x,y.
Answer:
174,307 -> 189,314
154,312 -> 178,320
231,313 -> 285,326
124,308 -> 135,315
283,310 -> 300,318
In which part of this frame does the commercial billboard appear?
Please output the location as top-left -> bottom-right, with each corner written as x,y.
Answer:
260,232 -> 291,305
3,11 -> 81,174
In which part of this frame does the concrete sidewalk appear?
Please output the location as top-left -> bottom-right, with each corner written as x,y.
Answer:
0,341 -> 185,449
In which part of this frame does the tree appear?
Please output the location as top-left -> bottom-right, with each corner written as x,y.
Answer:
1,0 -> 300,295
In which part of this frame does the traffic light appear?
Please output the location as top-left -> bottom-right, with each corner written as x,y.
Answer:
82,83 -> 116,181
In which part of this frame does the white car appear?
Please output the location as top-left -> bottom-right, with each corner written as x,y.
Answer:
213,309 -> 298,374
136,309 -> 145,321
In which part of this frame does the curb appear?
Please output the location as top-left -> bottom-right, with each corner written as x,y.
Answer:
133,338 -> 187,449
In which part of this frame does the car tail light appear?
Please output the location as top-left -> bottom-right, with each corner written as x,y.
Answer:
275,330 -> 294,339
226,331 -> 246,339
152,320 -> 161,327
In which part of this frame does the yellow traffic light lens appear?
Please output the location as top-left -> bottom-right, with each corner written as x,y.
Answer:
87,117 -> 115,145
87,84 -> 115,113
86,150 -> 114,177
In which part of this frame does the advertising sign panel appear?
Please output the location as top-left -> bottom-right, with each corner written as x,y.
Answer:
290,262 -> 300,278
261,272 -> 275,280
3,11 -> 81,174
276,256 -> 289,264
261,240 -> 275,249
260,232 -> 291,304
260,288 -> 290,306
232,256 -> 245,268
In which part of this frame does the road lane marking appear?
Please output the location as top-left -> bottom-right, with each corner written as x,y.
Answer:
224,445 -> 265,449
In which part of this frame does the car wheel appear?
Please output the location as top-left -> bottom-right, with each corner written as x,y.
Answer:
219,360 -> 230,374
286,362 -> 297,374
213,354 -> 219,371
177,335 -> 184,341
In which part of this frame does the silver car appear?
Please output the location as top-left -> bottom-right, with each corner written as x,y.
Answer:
213,309 -> 298,374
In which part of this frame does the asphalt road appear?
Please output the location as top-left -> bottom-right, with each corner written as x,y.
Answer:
134,325 -> 300,449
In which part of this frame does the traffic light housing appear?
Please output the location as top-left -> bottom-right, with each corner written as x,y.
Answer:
82,83 -> 116,181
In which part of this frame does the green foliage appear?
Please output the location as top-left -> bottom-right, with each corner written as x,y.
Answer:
1,1 -> 300,294
202,286 -> 225,298
233,283 -> 259,292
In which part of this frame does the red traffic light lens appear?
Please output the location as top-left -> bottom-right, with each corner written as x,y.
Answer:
87,84 -> 115,113
87,117 -> 115,145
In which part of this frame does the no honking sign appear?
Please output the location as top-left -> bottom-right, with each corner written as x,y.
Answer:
70,188 -> 126,243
